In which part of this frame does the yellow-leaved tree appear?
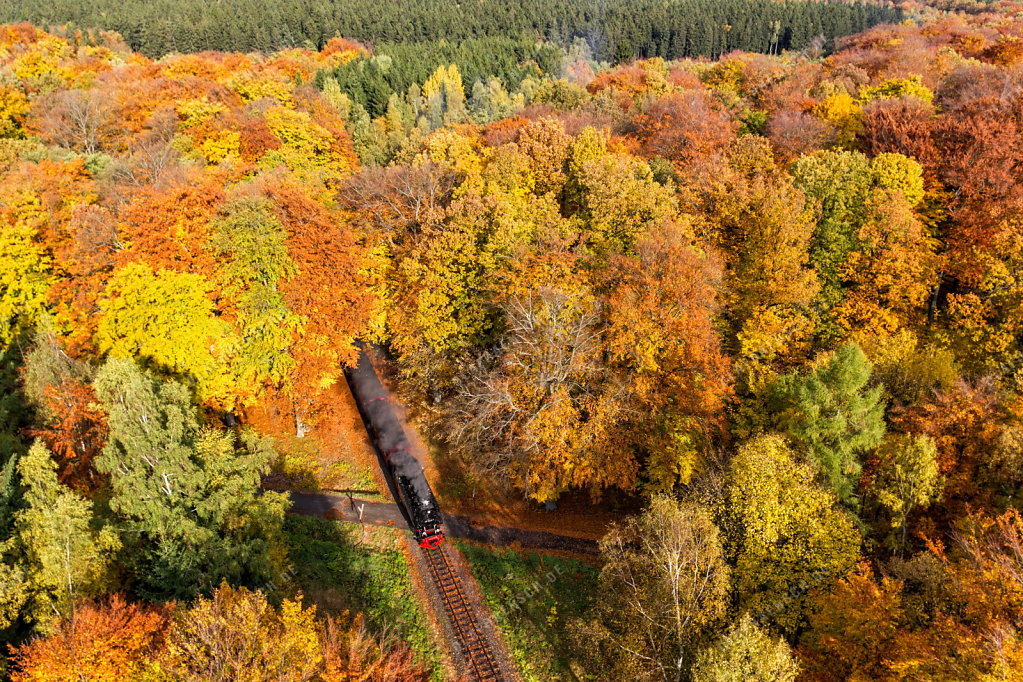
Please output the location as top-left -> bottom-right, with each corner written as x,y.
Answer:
157,585 -> 323,680
95,262 -> 236,408
727,434 -> 861,633
0,192 -> 53,350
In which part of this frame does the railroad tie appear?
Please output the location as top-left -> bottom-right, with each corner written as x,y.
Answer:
424,549 -> 504,681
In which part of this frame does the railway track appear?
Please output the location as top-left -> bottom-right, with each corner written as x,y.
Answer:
423,545 -> 504,681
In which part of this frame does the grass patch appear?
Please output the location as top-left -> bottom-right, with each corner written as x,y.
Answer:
283,515 -> 440,674
455,541 -> 599,681
270,435 -> 380,493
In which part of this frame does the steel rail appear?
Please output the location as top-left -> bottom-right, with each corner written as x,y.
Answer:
423,546 -> 503,681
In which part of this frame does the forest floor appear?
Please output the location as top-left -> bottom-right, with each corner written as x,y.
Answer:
456,542 -> 599,682
254,378 -> 386,495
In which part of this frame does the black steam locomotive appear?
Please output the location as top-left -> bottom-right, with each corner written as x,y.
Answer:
395,471 -> 444,549
345,345 -> 445,549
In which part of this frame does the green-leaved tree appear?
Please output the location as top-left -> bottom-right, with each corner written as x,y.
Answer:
93,357 -> 286,600
12,442 -> 119,631
769,342 -> 886,505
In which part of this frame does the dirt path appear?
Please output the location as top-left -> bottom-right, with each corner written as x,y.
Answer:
289,492 -> 599,557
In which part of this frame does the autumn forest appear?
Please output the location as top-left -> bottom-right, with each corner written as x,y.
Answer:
2,0 -> 1023,679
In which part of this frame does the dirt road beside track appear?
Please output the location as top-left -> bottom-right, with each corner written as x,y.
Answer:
288,491 -> 600,556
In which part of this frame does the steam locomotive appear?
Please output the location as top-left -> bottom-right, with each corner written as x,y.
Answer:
395,470 -> 445,549
345,345 -> 445,549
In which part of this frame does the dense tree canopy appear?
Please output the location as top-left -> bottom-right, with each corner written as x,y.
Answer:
0,0 -> 899,61
3,8 -> 1023,679
93,358 -> 286,601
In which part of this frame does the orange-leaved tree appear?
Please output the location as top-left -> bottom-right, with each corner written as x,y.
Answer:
605,219 -> 732,493
10,594 -> 168,681
261,180 -> 377,433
